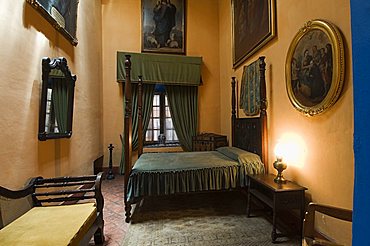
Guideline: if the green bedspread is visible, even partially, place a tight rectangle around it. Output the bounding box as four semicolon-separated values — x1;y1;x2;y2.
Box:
133;151;239;172
127;147;265;202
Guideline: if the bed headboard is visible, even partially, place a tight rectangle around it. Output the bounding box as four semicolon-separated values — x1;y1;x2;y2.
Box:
231;57;268;170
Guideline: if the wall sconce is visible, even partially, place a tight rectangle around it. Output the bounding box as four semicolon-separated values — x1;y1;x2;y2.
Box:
273;143;287;184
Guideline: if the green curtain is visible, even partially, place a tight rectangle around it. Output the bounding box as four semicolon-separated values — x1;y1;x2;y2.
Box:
51;78;68;133
166;85;198;151
120;83;155;174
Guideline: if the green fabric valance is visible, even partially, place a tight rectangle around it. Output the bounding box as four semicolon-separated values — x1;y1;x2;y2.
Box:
117;52;202;86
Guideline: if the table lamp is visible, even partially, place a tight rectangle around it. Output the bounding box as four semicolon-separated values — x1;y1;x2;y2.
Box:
273;142;287;184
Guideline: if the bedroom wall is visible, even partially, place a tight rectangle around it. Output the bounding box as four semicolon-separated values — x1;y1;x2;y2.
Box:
0;1;103;188
219;0;353;244
101;0;221;168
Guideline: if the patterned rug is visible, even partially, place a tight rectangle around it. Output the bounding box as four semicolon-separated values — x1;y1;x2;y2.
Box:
122;192;301;246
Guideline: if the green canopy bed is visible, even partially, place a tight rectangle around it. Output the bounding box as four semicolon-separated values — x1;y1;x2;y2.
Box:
120;54;268;222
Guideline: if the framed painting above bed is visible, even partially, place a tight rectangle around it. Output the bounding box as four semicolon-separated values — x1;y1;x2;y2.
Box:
26;0;79;46
141;0;186;54
232;0;276;68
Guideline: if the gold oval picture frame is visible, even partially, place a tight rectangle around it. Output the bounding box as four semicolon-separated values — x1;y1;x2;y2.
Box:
285;19;344;116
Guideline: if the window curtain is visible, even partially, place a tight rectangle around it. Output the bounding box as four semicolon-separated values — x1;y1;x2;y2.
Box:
51;78;68;133
166;85;198;151
120;83;155;174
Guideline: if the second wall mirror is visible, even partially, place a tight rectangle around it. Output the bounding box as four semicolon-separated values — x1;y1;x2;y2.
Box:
38;57;76;141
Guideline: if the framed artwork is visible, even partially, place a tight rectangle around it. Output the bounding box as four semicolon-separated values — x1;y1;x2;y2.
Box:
285;19;345;116
141;0;186;54
232;0;276;68
26;0;79;46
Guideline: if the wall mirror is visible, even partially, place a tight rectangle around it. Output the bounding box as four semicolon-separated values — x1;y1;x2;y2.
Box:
38;57;76;141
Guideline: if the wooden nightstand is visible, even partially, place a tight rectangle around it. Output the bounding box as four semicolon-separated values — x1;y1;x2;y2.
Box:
192;133;228;151
247;174;307;243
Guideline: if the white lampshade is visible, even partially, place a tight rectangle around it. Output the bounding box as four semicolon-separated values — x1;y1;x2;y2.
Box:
274;142;286;160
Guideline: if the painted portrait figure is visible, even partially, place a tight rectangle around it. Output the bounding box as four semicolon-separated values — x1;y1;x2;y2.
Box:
291;30;333;107
142;0;185;54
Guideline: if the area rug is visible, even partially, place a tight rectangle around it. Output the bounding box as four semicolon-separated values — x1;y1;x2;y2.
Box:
122;192;300;246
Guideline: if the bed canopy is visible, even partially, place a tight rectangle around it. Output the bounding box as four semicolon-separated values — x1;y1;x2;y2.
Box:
118;52;203;172
116;52;202;86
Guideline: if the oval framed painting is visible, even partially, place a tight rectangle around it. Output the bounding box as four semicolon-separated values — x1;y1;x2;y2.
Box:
285;19;345;116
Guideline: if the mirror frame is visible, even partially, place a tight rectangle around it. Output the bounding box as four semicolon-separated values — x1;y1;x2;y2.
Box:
38;57;76;141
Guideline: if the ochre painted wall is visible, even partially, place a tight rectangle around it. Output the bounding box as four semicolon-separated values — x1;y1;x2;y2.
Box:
219;0;353;244
102;0;221;167
0;0;354;243
0;1;103;188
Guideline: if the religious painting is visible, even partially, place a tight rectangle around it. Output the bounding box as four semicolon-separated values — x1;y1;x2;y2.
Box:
141;0;186;54
285;20;345;116
26;0;79;46
232;0;276;68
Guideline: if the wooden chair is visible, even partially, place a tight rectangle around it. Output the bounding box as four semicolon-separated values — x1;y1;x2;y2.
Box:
303;202;352;246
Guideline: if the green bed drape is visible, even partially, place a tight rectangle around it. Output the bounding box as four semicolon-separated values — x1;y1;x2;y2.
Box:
166;85;198;151
120;83;155;174
117;52;202;86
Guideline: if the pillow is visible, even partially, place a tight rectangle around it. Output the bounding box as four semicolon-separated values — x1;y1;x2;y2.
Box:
216;146;265;174
216;146;258;161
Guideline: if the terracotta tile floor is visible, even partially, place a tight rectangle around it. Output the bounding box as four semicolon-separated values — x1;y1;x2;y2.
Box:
91;175;128;245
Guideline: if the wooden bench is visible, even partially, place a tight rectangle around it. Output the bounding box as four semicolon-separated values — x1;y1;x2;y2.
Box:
0;172;105;245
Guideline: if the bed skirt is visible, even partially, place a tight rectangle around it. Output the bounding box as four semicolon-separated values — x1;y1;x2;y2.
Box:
127;164;260;202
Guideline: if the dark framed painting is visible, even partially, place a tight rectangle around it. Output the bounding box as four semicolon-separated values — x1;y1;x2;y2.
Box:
142;0;186;54
232;0;276;68
26;0;79;46
285;19;345;116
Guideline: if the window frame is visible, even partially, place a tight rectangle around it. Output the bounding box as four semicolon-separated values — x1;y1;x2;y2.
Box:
145;91;178;146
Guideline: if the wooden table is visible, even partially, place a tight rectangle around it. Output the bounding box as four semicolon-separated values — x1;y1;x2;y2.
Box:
247;174;307;243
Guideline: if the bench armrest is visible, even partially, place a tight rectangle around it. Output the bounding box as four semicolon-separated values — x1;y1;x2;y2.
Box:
0;177;39;200
303;202;352;246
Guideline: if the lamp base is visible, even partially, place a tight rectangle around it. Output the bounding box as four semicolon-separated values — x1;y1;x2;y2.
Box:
273;158;287;184
274;174;287;184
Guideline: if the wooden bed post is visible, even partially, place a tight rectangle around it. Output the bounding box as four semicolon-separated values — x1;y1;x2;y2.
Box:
258;56;268;171
138;76;143;157
124;55;133;222
231;77;236;147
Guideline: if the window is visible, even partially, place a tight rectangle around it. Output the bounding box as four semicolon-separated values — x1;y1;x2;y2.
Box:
145;86;178;145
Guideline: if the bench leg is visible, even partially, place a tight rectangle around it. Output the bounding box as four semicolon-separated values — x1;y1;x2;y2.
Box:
94;227;104;244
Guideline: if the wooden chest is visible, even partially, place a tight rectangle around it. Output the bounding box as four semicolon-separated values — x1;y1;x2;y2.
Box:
192;133;228;151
